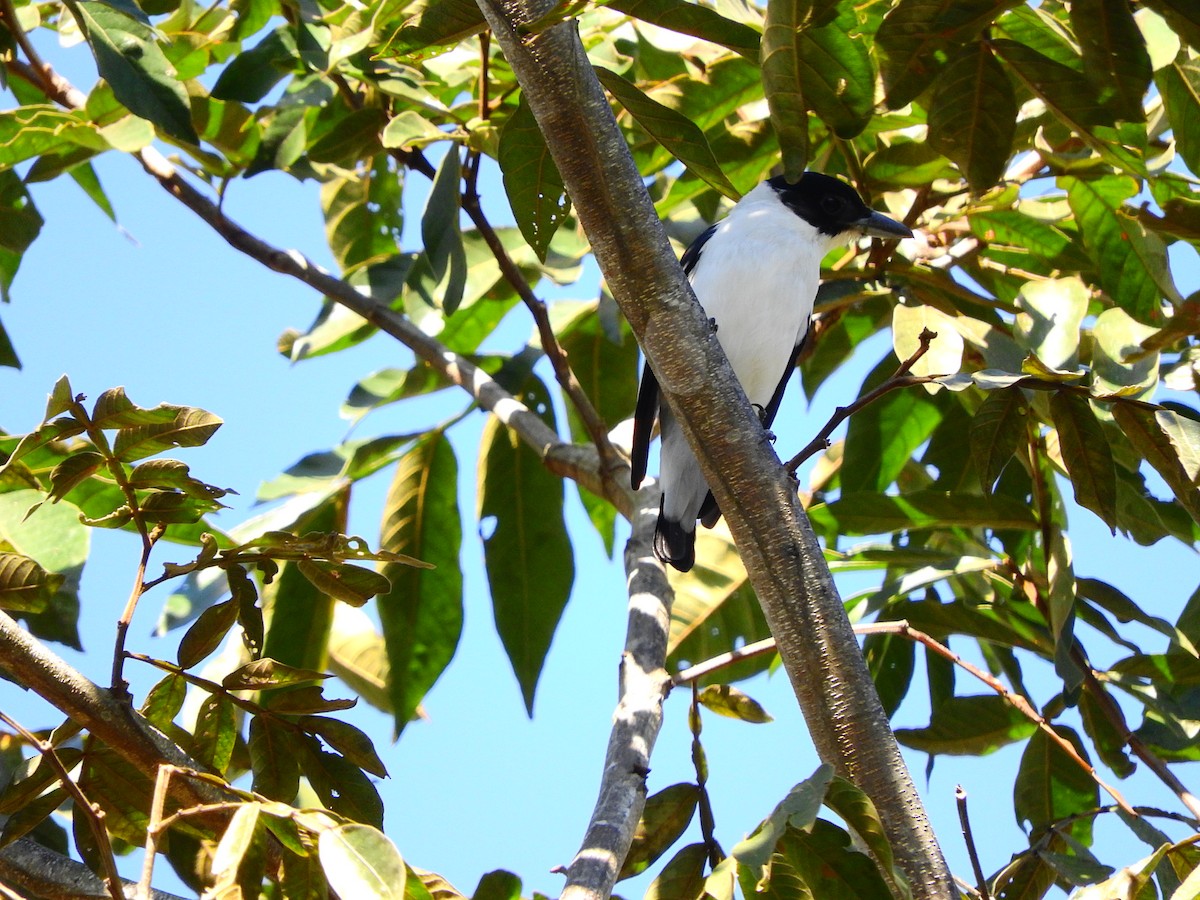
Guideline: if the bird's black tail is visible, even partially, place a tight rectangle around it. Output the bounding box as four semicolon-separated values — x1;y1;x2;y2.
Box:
654;500;695;572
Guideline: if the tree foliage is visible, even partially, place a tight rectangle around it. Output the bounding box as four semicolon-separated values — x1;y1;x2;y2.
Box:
0;0;1199;897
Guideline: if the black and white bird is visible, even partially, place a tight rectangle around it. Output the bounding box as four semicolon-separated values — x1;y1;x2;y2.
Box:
630;172;912;572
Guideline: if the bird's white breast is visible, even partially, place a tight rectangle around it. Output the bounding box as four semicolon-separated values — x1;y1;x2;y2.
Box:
687;187;832;406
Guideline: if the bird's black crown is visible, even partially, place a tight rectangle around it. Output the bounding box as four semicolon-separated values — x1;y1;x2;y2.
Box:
767;172;875;237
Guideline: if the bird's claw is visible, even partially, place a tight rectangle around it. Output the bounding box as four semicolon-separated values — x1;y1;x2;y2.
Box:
709;317;718;333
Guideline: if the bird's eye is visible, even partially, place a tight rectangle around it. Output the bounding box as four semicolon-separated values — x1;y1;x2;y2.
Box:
821;196;845;216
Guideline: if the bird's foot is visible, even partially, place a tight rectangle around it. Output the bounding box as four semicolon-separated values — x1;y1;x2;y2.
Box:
709;317;718;333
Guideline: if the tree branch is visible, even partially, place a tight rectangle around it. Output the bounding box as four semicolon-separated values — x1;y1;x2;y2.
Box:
0;610;225;813
0;838;188;900
472;3;954;895
559;486;673;900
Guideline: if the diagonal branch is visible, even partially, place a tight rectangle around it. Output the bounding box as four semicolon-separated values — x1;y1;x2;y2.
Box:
559;486;673;900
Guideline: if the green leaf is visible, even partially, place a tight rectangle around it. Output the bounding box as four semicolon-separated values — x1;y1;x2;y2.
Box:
794;4;874;141
696;684;773;723
212;803;262;889
319;824;405;900
759;0;810;178
970;387;1029;493
1049;392;1117;530
477;377;574;715
421;147;468;315
555;300;640;443
0;170;44;257
473;870;521;900
741;820;894;899
733;765;835;884
606;0;761;58
811;490;1039;535
863;629;914;718
595;67;738;200
140;673;186;729
177;597;239;668
299;715;388;778
1013;726;1099;843
222;657;330;691
111;406;223;462
1142;0;1200;52
0;552;59;613
841;356;944;493
296;559;392;607
378;0;486;57
822;777;906;898
619;783;700;880
1112;403;1200;525
895;694;1036;755
299;738;384;826
991;37;1114;132
645;843;709;900
1090;307;1159;399
193;694;238;775
69;0;199;143
1159;57;1200;183
377;432;463;735
0;106;107;169
1063;175;1176;325
1157;408;1200;486
891;303;964;381
498;96;570;263
249;716;301;801
1070;0;1152;122
876;0;1012;109
927;41;1016;191
1014;277;1088;372
381;110;449;151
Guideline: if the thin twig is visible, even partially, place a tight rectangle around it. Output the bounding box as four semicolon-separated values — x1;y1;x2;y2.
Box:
674;622;1137;816
785;328;940;472
1082;666;1200;822
689;684;724;868
955;786;990;900
0;712;124;900
138;764;175;900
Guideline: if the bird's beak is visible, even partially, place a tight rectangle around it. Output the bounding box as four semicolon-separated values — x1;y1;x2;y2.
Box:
854;211;913;240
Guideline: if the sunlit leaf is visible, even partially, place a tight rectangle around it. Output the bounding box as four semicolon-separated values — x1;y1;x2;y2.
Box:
319;823;405;900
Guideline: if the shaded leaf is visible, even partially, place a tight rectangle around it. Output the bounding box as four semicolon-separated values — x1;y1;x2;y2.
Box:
1070;0;1153;122
595;67;738;200
970;387;1029;493
69;0;198;143
421;147;468;315
249;715;301;802
498;96;570;262
895;694;1036;755
299;715;388;778
620;783;700;880
378;432;463;735
927;41;1017;191
177;597;238;668
1049;392;1117;530
222;657;330;691
645;843;709;900
1013;726;1099;842
477;377;574;714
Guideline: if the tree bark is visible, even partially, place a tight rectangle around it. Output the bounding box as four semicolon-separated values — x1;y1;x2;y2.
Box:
471;4;956;895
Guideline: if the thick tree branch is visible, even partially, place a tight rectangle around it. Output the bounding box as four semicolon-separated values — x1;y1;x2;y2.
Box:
560;486;673;900
0;838;188;900
471;4;953;895
0;610;224;813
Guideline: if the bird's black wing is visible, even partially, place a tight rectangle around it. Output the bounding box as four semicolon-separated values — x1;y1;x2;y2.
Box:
681;223;718;276
761;326;811;429
631;359;658;490
631;224;719;491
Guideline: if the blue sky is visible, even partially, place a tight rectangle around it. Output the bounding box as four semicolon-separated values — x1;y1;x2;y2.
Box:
2;43;1200;898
